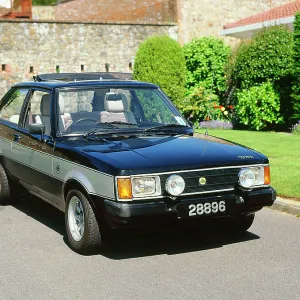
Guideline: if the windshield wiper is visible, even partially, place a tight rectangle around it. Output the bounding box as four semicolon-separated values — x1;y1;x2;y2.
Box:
83;122;139;138
144;124;188;132
102;121;138;126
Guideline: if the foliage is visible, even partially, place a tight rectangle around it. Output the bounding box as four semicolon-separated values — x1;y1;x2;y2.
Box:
176;86;235;125
233;26;294;89
232;26;294;129
32;0;57;5
176;86;218;122
235;82;283;130
133;36;186;104
291;13;300;121
184;37;231;96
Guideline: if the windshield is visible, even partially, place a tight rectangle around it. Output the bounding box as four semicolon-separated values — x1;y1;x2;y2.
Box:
56;87;188;136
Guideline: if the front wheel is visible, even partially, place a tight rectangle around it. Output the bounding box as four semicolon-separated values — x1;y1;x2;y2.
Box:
216;213;255;234
65;190;102;254
0;163;12;205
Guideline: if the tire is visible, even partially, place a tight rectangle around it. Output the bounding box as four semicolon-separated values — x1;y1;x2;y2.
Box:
216;213;255;234
0;163;11;205
65;189;102;254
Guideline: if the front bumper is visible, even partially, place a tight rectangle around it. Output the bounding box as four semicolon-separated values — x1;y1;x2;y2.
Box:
101;187;276;229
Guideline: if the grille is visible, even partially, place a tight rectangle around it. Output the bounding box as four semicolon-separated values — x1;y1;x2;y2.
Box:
160;167;241;195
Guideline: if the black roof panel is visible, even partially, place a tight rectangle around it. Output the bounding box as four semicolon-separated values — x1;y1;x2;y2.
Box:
34;72;133;82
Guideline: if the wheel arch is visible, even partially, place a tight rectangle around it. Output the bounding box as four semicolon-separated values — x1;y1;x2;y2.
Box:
63;179;91;202
63;178;108;230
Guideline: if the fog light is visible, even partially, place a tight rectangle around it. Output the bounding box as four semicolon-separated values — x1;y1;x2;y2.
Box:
165;175;185;196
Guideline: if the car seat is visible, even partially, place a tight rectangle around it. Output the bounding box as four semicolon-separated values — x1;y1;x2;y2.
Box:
100;92;136;124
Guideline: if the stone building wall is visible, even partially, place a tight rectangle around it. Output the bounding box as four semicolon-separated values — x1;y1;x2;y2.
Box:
0;19;177;99
177;0;294;44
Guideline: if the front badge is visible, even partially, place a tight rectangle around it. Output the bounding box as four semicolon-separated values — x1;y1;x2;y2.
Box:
199;177;207;186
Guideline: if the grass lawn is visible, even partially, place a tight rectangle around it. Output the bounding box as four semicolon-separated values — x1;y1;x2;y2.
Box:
195;129;300;199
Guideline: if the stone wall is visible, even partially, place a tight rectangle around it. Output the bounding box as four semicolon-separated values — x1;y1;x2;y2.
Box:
177;0;294;44
0;19;177;99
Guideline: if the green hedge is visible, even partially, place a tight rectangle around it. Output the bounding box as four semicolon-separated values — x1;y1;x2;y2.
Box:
233;26;294;129
235;82;283;130
291;13;300;122
233;26;293;89
32;0;57;5
133;36;186;104
183;37;230;97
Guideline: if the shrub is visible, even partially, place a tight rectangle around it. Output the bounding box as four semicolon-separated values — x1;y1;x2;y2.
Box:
233;26;294;128
177;85;235;124
184;37;231;97
176;86;220;122
235;82;283;130
291;13;300;122
133;36;186;104
233;26;294;89
32;0;57;5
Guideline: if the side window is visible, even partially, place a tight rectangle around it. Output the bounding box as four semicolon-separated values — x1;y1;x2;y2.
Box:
23;91;51;135
0;89;29;124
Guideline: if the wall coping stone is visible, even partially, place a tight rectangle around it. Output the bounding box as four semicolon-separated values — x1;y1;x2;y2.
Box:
0;18;177;27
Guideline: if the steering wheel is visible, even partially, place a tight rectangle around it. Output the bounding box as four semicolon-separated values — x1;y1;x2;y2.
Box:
65;118;98;134
74;118;98;124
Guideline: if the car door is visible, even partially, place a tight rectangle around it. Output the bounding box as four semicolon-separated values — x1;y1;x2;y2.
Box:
0;87;30;179
11;89;61;205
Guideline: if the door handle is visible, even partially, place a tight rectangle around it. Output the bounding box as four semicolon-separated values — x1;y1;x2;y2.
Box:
13;134;21;142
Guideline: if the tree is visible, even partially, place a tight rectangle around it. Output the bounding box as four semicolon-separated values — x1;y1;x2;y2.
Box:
233;26;294;128
183;37;231;97
133;36;186;104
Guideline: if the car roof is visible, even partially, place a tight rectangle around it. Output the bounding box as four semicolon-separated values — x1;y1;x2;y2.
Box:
12;72;158;90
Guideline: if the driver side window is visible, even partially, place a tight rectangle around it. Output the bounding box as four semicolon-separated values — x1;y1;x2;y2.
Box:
0;88;29;125
23;91;51;135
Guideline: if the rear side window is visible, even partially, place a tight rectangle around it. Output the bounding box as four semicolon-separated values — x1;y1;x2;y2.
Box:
0;89;29;125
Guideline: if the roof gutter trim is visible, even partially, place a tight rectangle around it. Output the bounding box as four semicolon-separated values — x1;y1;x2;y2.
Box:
220;15;295;36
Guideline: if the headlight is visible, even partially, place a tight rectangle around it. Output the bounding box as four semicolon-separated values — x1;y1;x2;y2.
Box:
132;176;161;198
165;174;185;196
117;176;161;200
239;166;270;188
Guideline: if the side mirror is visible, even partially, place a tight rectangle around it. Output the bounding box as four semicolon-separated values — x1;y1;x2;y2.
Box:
29;123;45;135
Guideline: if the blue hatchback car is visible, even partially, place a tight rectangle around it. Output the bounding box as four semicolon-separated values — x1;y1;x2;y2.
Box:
0;73;276;254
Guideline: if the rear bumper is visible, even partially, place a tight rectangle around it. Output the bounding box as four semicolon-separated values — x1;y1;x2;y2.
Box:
100;187;276;229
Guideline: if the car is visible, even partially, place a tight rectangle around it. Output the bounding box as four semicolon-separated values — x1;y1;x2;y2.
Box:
0;72;276;254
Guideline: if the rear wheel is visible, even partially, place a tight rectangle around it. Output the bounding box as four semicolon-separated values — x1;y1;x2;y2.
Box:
216;213;255;234
0;163;11;205
65;190;102;254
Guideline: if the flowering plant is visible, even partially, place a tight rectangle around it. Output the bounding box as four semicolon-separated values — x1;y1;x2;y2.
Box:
291;121;300;135
178;86;234;124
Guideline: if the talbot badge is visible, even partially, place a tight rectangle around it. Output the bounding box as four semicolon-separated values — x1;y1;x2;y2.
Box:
199;177;207;185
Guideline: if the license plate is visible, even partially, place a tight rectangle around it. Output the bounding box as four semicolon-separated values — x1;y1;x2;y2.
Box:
188;200;226;217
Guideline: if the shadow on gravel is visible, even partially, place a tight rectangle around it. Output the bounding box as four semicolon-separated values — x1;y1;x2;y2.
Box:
12;195;65;236
101;228;260;260
12;195;260;259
